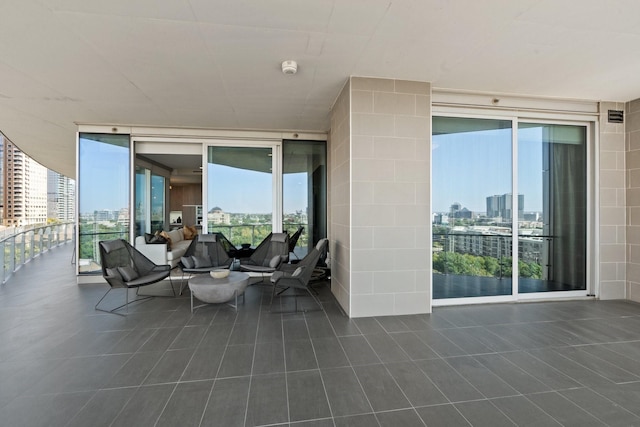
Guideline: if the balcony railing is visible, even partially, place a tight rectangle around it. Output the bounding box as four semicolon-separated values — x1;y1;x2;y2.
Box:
0;222;74;283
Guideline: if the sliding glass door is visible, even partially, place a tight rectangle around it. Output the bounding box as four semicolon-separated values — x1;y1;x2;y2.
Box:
206;146;274;248
432;116;588;301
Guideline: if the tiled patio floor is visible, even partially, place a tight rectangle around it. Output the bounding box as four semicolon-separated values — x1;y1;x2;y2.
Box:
2;244;640;426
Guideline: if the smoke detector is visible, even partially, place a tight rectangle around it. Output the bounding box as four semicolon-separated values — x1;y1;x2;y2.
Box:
281;60;297;75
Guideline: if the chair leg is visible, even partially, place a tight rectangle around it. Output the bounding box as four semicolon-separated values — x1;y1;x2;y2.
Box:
95;287;153;316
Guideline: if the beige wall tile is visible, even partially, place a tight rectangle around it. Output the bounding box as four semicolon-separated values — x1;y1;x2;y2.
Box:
374;137;416;160
352;90;373;113
352;135;374;159
352;158;395;182
351;271;373;295
373;182;416;204
600;281;626;299
352;204;395;227
352;113;395;136
352;226;374;250
600;207;626;225
351;294;395;317
395;80;430;95
374;92;416;116
395;115;429;138
600;170;625;188
395;160;429;183
394;292;431;314
416;95;431;117
373;227;418;249
351;77;395;92
373;271;416;293
352;181;374;205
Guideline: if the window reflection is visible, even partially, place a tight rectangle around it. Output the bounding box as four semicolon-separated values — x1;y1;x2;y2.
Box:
78;133;129;273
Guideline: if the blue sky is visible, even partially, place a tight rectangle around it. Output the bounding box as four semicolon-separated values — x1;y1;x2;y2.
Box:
432;127;544;213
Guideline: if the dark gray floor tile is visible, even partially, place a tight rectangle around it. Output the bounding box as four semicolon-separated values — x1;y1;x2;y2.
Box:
415;404;471;427
375;316;411;333
312;336;350;368
285;339;318;372
156;380;213;426
445;356;518;399
228;321;258;346
256;318;284;343
246;373;289;426
0;358;66;407
399;314;432;331
390;331;439;360
385;361;448;407
321;367;372;417
111;383;176;426
327;314;362;337
339;335;380;365
527;348;615;387
553;346;640;384
67;388;136;427
107;327;156;353
353;318;385;334
181;345;225;381
306;317;336;339
199;322;235;348
375;408;425;426
253;340;286;375
0;391;93;427
143;348;193;384
500;350;581;390
454;400;516;427
201;376;250;427
590;382;640;417
491;395;562;427
218;344;255;378
354;364;411;411
580;343;640;376
365;333;410;363
169;324;207;349
438;328;495;355
28;353;130;394
288;370;332;422
474;353;550;394
414;358;484;403
284;319;311;341
413;329;467;357
106;351;164;387
139;327;182;352
560;387;640;426
334;413;380;427
526;392;606;426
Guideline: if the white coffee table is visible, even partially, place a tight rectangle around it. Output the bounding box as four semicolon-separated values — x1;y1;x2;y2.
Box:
188;271;250;312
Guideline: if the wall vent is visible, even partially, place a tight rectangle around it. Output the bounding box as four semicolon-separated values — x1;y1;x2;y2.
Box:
608;110;624;123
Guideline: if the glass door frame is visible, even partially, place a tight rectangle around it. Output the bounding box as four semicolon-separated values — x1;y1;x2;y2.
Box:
431;108;597;306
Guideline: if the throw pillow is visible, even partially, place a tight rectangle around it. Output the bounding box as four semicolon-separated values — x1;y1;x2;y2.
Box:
159;231;172;250
105;267;122;279
292;266;304;277
181;256;195;269
145;233;168;244
118;266;139;282
183;225;197;240
192;255;213;268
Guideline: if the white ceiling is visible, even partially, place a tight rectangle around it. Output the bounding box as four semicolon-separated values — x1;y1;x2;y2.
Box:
3;0;640;179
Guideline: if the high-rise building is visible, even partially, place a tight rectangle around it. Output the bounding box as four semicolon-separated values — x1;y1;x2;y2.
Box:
47;170;75;221
486;193;525;220
2;136;48;226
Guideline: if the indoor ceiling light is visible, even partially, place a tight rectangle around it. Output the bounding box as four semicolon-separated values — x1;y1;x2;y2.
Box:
281;60;297;75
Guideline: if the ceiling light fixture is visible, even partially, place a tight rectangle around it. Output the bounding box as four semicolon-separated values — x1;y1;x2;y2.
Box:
281;60;297;75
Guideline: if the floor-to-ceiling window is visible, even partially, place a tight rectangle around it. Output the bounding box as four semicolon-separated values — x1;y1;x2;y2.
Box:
282;139;327;258
432;116;589;302
77;133;130;273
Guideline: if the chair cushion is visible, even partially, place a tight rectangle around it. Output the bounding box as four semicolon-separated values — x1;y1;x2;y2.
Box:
192;255;212;268
118;266;139;281
106;267;122;279
268;255;281;268
181;256;195;269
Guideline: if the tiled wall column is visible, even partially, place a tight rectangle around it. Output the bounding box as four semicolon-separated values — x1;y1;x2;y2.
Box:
626;99;640;302
329;81;352;314
330;77;431;317
599;102;627;299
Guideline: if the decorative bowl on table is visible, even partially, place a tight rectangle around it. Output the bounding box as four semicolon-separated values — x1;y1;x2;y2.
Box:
210;269;230;279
